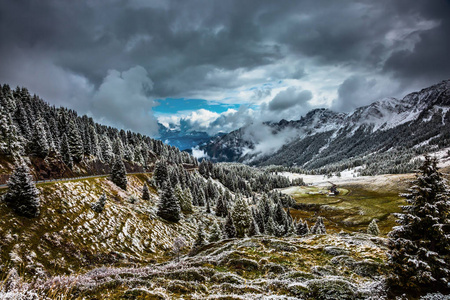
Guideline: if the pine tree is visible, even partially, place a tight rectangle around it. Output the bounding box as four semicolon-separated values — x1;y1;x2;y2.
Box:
209;221;222;242
100;134;113;163
248;215;260;236
231;195;252;237
388;156;450;291
215;195;228;217
60;133;73;168
111;158;127;190
0;109;23;156
193;224;207;249
4;162;40;218
310;216;327;234
154;159;169;188
30;118;49;158
91;193;107;213
157;183;181;222
367;219;380;236
223;213;236;239
265;216;276;236
142;183;150;200
296;219;309;236
68;120;83;162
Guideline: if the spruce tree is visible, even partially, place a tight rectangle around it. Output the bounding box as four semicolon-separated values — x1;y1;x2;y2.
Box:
388;156;450;291
111;158;127;190
30;119;49;158
223;213;236;239
209;221;222;242
91;193;107;213
60;133;73;168
215;195;228;217
231;195;252;237
157;183;181;222
193;224;207;249
68;120;83;162
310;216;326;234
154;159;169;188
4;162;40;218
265;216;276;236
142;183;150;200
367;219;380;236
248;215;260;236
296;219;309;236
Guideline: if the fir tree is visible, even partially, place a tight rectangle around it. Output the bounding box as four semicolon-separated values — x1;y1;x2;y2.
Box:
142;183;150;200
30;118;49;158
60;133;73;168
0;109;23;156
157;183;181;222
310;216;327;234
215;195;228;217
154;159;169;188
265;216;276;236
111;158;127;190
68;120;83;162
296;219;309;236
223;213;236;239
4;162;40;218
231;195;252;237
209;221;222;242
248;215;260;236
91;193;107;213
388;156;450;291
193;224;207;249
367;219;380;236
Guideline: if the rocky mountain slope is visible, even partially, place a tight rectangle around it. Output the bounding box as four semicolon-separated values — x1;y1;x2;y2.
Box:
201;80;450;173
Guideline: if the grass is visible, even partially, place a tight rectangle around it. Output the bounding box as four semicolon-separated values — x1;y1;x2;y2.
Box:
287;184;405;234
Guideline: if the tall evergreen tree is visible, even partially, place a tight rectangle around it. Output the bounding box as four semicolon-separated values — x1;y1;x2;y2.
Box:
157;183;181;222
60;133;73;168
4;162;40;218
231;195;252;237
310;216;327;234
388;156;450;291
209;220;222;242
68;120;83;162
154;159;169;188
111;158;127;190
367;219;380;236
142;183;150;200
215;195;228;217
30;118;49;158
223;213;236;239
193;224;207;249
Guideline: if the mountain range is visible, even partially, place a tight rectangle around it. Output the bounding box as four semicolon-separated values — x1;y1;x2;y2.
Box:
198;79;450;172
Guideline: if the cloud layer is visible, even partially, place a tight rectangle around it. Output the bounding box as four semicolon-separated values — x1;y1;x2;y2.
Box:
0;0;449;136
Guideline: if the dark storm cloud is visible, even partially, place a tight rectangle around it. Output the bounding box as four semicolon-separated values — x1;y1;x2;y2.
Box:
0;0;449;135
268;88;312;112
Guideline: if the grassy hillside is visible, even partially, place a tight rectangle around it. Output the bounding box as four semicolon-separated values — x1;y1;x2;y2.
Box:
0;174;214;279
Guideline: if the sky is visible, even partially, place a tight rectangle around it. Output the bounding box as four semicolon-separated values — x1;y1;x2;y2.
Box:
1;0;449;137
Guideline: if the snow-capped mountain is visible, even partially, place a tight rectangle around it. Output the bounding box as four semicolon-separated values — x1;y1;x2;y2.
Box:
201;79;450;169
158;123;221;151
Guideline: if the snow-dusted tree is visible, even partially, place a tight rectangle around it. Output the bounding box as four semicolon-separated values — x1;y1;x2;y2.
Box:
0;109;23;156
30;118;49;158
154;159;169;188
252;207;265;234
248;215;260;236
60;133;73;168
367;219;380;236
388;156;450;291
265;216;276;236
177;186;193;213
142;183;150;200
215;195;228;217
112;137;124;159
296;219;309;236
231;195;252;237
111;158;127;190
4;162;40;218
157;183;181;222
223;213;236;239
310;216;327;234
68;120;83;162
91;193;107;213
100;134;113;163
173;236;186;262
209;220;221;242
192;224;207;250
